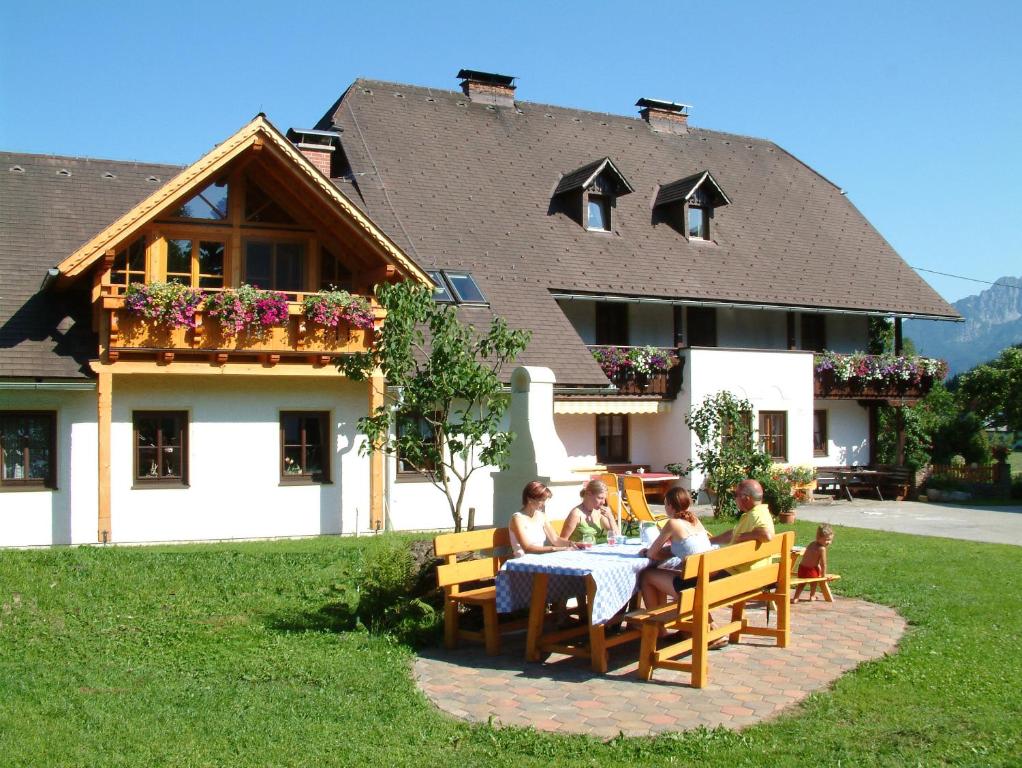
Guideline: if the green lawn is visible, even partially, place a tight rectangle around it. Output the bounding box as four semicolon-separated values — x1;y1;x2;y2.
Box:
2;525;1020;767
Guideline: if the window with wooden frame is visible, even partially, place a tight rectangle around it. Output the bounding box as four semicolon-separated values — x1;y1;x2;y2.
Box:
722;410;753;449
801;313;827;352
1;412;56;489
396;414;438;478
758;411;788;461
596;414;629;464
244;240;305;293
813;409;828;457
166;238;225;288
280;412;329;483
133;411;188;486
319;247;353;291
111;237;146;288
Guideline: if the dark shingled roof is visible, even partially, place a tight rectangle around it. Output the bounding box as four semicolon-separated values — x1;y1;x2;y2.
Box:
0;152;183;379
319;78;959;386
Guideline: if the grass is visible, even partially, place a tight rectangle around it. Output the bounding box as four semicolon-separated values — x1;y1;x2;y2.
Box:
1;525;1021;767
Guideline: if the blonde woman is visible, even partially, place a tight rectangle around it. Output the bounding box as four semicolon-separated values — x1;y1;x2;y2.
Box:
509;481;587;557
560;479;620;544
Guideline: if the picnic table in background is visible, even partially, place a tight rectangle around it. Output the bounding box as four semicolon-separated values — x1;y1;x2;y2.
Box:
496;543;653;673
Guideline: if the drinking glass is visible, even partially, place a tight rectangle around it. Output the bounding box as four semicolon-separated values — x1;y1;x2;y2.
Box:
582;533;596;547
606;532;618;547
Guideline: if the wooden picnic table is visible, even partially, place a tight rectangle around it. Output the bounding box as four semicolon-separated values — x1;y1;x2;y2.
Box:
495;543;653;673
833;469;885;501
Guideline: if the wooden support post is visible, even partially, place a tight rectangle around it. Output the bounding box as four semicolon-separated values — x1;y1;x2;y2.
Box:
896;407;906;467
894;316;903;355
368;373;385;531
786;312;797;350
97;371;112;544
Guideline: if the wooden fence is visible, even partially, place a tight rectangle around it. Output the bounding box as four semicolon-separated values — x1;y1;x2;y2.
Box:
929;464;995;483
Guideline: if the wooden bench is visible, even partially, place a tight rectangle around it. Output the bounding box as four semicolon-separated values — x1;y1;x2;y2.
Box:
434;528;521;655
632;531;794;688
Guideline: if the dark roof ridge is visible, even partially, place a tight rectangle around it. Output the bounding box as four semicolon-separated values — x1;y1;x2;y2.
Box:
348;77;780;148
1;150;184;170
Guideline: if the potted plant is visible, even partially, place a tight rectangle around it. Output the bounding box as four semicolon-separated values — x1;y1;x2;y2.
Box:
124;281;203;329
302;289;375;330
204;284;290;338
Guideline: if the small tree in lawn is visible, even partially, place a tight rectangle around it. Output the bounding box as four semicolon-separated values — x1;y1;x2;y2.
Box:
337;281;531;532
684;391;772;519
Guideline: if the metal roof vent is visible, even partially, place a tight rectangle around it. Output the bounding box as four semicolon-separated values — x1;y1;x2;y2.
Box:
57;168;72;177
9;165;25;173
457;69;517;108
636;98;691;135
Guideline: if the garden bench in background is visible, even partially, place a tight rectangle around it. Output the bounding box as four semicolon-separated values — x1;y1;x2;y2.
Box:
434;528;522;655
632;531;794;688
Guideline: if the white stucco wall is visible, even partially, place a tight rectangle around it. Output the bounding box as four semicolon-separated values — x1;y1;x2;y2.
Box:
108;375;369;544
684;347;815;490
814;400;869;466
555;413;597;468
1;389;98;547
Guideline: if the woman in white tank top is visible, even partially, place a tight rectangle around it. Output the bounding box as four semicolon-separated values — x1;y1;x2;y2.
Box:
509;481;587;557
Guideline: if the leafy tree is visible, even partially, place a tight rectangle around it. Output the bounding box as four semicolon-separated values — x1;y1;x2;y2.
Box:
678;391;772;519
956;344;1022;433
337;281;531;532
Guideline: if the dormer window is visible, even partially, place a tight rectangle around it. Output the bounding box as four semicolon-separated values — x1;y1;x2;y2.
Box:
553;157;633;233
688;205;708;239
653;170;731;241
587;194;611;231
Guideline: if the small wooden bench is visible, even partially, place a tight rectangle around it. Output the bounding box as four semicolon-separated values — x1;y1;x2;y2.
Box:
872;464;914;501
632;531;794;688
434;528;521;655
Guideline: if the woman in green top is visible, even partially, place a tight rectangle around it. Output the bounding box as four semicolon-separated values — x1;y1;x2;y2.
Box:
560;479;620;544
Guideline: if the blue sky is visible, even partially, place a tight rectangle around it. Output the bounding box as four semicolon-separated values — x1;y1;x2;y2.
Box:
2;0;1019;304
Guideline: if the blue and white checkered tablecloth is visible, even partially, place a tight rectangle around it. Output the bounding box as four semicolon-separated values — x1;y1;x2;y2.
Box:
495;544;653;625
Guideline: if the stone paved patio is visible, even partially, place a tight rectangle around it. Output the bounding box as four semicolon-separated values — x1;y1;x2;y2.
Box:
414;597;906;737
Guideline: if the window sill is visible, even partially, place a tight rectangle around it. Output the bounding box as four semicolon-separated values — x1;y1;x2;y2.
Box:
280;477;332;486
131;482;189;490
395;473;435;483
0;484;57;492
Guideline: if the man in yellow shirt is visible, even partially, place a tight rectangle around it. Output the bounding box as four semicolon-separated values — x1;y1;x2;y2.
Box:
709;478;775;572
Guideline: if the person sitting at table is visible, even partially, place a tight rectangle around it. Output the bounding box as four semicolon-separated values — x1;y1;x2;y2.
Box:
709;478;775;555
637;487;714;606
509;480;588;557
559;479;620;545
637;486;725;647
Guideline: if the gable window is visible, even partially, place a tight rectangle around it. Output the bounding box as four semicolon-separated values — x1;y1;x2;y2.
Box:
586;194;610;231
687;205;708;239
758;411;788;461
1;412;56;489
596;414;629;464
280;412;329;483
244;240;305;292
813;410;828;457
111;237;146;288
166;239;225;288
396;414;438;477
133;411;188;486
175;181;228;220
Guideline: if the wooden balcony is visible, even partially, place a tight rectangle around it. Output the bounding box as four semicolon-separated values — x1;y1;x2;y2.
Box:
814;369;937;402
587;345;684;399
101;290;378;366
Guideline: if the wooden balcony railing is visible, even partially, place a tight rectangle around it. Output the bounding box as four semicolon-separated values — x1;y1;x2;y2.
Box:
813;353;946;402
101;287;380;366
587;345;684;398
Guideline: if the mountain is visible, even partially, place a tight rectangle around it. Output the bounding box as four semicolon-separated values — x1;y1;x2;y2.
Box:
904;276;1022;375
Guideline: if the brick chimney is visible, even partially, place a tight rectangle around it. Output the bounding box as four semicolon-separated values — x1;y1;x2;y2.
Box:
636;98;691;135
285;128;340;177
457;69;517;108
